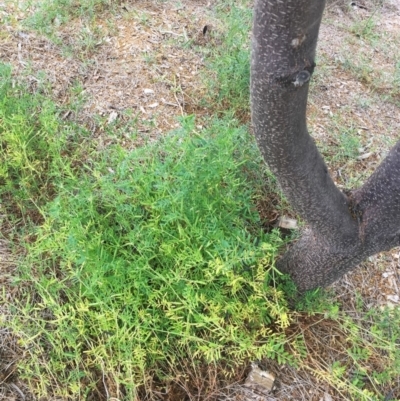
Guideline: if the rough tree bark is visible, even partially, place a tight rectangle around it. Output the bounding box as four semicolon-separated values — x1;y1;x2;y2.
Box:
251;0;400;293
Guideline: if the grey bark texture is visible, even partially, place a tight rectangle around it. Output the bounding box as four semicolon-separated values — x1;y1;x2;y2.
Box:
251;0;400;293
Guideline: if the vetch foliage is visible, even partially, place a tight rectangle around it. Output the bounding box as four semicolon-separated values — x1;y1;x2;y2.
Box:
202;3;252;119
4;86;292;397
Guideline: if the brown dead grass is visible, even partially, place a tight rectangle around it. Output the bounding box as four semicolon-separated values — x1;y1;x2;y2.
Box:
0;0;400;400
0;239;33;401
0;0;211;145
309;2;400;188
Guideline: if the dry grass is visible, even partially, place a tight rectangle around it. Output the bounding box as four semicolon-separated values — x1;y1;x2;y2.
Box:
0;0;211;143
310;1;400;188
0;238;33;401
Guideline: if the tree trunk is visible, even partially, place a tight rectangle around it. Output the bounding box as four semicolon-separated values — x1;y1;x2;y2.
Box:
251;0;400;293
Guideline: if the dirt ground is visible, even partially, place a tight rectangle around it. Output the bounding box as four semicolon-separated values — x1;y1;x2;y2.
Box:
0;0;399;400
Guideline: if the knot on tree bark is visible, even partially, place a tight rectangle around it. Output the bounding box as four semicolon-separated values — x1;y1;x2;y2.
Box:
293;70;311;87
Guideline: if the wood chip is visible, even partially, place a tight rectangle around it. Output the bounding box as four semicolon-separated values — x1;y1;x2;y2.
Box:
387;294;399;303
357;152;373;160
244;363;276;394
107;111;118;124
278;216;298;229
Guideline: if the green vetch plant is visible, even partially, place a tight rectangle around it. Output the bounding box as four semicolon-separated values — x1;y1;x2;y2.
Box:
5;0;399;399
24;0;113;33
200;2;253;120
5;108;295;398
0;63;75;224
19;0;114;57
349;12;381;44
292;293;400;401
328;306;400;401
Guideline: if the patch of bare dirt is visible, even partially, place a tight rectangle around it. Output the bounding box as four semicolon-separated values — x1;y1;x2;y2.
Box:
309;3;400;187
0;0;211;146
77;1;210;145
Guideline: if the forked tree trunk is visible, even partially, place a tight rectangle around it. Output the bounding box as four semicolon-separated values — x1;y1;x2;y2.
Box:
251;0;400;293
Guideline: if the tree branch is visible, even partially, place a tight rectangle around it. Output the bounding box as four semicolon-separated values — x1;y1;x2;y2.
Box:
251;0;400;292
